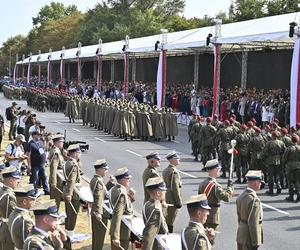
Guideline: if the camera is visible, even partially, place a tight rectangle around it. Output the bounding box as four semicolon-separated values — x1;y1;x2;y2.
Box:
39;125;46;129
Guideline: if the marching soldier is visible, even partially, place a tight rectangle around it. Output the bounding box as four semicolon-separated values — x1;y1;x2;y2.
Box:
64;144;82;238
49;134;66;209
281;134;300;202
190;116;202;161
143;152;161;203
181;194;215;250
90;159;114;250
261;131;286;195
23;199;70;250
142;177;168;250
236;171;264;250
198;159;234;237
162;151;182;233
0;166;21;250
110;167;135;250
8;184;38;250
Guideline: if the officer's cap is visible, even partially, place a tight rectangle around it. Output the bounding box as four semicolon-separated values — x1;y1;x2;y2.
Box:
145;177;167;191
245;170;263;181
203;159;221;171
114;167;132;180
32;200;61;218
12;101;17;106
0;166;22;179
52;134;64;142
67;144;81;152
93;159;109;169
184;194;211;210
166;151;180;161
14;184;38;199
145;152;161;161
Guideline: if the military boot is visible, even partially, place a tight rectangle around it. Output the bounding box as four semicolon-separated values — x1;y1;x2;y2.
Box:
167;225;173;233
285;195;294;202
296;193;300;203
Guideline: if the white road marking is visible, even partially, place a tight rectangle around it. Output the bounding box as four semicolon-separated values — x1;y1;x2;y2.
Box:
173;140;180;144
261;203;290;216
55;121;62;124
41;115;47;118
178;170;197;178
94;137;106;143
72;128;80;132
125;150;142;157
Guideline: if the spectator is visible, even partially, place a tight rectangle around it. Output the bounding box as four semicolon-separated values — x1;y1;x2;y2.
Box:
17;109;26;135
28;120;42;142
0;113;4;150
5;134;27;171
26;131;49;194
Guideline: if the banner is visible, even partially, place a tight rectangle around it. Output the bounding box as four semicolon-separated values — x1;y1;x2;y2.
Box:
156;49;166;108
212;44;220;115
13;64;17;84
60;58;65;84
38;64;41;83
27;63;31;84
290;36;300;128
47;60;51;83
97;55;102;90
123;52;129;99
77;57;81;84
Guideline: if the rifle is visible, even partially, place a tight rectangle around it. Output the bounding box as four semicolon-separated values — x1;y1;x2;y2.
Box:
63;129;89;152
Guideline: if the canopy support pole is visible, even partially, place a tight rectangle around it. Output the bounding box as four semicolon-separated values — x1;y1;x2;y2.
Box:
194;54;199;89
93;61;97;79
241;49;248;91
111;60;115;82
132;57;136;82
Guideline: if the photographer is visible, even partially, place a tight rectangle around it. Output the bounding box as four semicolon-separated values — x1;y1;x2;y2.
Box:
6;102;20;140
17;109;26;135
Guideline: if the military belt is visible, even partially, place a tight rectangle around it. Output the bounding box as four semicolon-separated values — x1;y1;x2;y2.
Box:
240;219;262;224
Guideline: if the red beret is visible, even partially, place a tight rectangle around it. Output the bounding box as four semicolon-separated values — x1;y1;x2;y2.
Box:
272;131;280;137
231;114;236;119
281;128;288;135
292;134;299;143
207;117;212;123
247;121;253;127
229;117;234;124
251;118;256;124
224;120;230;126
241;124;247;130
273;118;279;124
265;124;271;130
255;127;261;133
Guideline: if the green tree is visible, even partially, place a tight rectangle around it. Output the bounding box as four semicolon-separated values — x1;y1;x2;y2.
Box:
32;1;79;26
233;0;267;21
267;0;300;15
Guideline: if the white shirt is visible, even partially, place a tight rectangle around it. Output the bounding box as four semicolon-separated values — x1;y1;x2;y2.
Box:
34;227;49;237
17;115;26;128
28;125;39;142
5;143;24;170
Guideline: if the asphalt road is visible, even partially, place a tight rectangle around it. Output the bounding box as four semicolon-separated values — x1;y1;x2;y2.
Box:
1;94;299;250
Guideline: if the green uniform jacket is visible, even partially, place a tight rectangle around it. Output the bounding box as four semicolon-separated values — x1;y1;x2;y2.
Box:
200;125;217;148
0;185;16;244
247;135;265;161
143;167;160;203
236;188;263;247
181;221;212;250
162;165;182;207
8;207;34;250
49;146;64;186
282;144;300;171
23;227;63;250
109;184;134;241
198;177;233;225
261;139;286;166
142;199;168;250
64;158;81;200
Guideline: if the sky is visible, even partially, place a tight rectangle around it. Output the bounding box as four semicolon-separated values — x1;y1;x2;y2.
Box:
0;0;231;46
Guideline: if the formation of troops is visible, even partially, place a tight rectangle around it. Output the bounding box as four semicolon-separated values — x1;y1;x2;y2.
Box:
189;113;300;202
0;85;295;249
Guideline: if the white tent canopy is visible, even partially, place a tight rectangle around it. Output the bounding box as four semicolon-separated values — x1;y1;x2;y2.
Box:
17;11;300;64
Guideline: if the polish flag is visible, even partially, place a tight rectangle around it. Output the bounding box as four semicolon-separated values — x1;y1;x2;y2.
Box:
97;55;102;91
60;58;64;84
27;63;31;84
77;57;81;84
156;49;166;108
290;36;300;128
213;44;220;115
47;60;51;83
13;64;17;84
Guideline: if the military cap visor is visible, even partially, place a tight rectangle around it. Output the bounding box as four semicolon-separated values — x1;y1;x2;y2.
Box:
145;177;167;191
67;144;81;152
166;151;180;160
33;200;61;218
184;194;211;210
94;159;109;169
203;159;221;170
1;166;22;179
245;170;263;181
52;134;64;142
14;185;38;199
146;152;161;160
114;167;132;179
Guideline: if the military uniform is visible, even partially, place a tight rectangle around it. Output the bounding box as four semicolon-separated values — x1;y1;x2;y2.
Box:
8;102;18;140
49;141;65;209
190;120;202;161
90;159;114;250
198;160;233;231
247;131;265;172
109;168;134;250
235;128;250;183
181;194;213;250
142;177;168;250
236;171;263;250
200;121;217;166
162;152;182;233
63;146;81;232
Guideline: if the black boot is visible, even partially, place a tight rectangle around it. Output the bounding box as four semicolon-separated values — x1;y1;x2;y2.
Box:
296;194;300;203
168;136;171;141
235;179;241;184
167;225;173;233
276;188;282;195
194;156;199;162
285;195;294;202
266;189;274;196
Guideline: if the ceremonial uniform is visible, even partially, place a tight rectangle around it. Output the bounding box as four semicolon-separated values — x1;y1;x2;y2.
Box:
236;171;263;250
90;159;114;250
64;145;81;232
142;177;168;250
200;120;217;166
162;152;182;232
109;168;134;250
198;160;233;230
181;194;213;250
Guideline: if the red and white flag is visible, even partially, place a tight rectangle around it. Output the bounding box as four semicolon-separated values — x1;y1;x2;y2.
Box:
123;52;129;99
13;64;17;84
47;60;51;83
60;58;65;84
97;55;102;91
27;63;31;84
77;57;81;84
156;49;166;108
212;44;220;115
290;36;300;127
